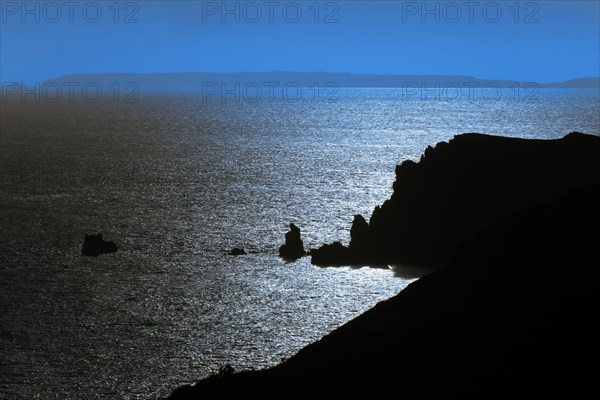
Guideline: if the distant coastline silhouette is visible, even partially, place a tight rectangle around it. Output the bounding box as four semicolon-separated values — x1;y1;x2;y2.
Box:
37;72;600;94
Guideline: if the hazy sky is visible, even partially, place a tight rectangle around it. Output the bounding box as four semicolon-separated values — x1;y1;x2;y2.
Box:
1;0;599;83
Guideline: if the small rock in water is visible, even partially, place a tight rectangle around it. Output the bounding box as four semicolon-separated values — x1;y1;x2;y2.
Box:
229;248;246;256
81;233;118;257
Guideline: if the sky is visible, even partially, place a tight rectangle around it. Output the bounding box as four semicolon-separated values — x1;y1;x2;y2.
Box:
1;0;599;83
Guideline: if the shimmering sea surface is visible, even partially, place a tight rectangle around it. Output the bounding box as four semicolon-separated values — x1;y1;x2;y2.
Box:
1;88;599;399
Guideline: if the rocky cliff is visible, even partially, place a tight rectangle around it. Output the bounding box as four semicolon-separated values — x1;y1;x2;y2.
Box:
312;132;600;267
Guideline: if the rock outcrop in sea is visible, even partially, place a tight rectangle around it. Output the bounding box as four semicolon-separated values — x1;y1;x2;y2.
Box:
311;132;600;267
229;248;246;256
81;233;118;256
278;223;306;260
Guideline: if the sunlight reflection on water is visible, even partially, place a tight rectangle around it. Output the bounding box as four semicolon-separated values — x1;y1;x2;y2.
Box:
1;88;598;399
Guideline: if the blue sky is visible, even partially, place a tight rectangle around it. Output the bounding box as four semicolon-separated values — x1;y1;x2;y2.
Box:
1;1;599;83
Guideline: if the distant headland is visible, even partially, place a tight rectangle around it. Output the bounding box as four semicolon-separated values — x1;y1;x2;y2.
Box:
35;72;600;91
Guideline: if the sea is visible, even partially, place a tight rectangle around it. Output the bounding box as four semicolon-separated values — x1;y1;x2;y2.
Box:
1;87;599;399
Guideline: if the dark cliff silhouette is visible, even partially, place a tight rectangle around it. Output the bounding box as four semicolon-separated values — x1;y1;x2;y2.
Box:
167;182;600;399
81;233;117;256
312;132;600;267
278;223;306;260
165;131;600;399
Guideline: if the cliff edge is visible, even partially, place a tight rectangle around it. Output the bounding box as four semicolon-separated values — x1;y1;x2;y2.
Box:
312;132;600;267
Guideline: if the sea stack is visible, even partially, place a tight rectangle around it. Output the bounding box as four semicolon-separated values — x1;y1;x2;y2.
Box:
278;223;306;260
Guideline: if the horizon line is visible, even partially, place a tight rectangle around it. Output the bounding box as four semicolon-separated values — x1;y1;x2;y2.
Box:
28;71;600;86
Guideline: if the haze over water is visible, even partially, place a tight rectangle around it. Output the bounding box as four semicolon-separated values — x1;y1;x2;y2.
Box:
1;88;599;399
